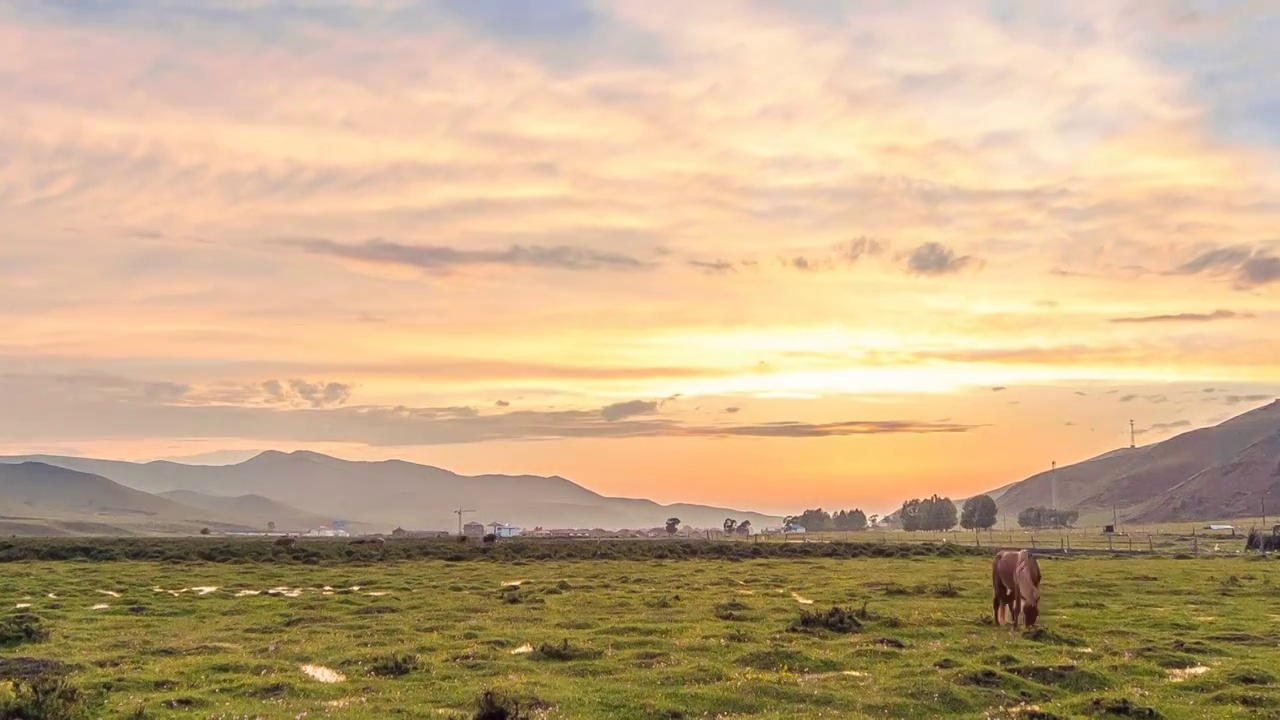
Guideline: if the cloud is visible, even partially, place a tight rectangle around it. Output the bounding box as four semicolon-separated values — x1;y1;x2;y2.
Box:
687;259;737;274
837;237;885;264
1108;309;1254;324
903;242;979;276
1220;394;1273;406
1146;420;1191;433
600;399;659;421
495;399;511;407
1120;393;1168;403
990;386;1007;392
283;238;655;274
263;379;353;409
0;372;984;446
723;406;740;414
1173;244;1280;288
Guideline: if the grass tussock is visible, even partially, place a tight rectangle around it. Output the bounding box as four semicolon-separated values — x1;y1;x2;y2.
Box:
789;606;863;634
369;653;420;678
0;614;49;648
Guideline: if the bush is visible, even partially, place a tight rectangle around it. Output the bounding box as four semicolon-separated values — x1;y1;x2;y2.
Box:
530;639;599;662
473;690;533;720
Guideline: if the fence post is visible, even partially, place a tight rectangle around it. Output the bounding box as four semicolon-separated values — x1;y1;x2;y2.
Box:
1031;537;1036;549
1060;538;1065;553
1128;536;1133;552
1149;537;1154;553
1108;535;1113;551
1193;534;1198;555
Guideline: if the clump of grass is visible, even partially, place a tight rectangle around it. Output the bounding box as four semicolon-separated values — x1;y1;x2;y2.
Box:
369;653;420;678
1024;626;1085;647
1007;664;1111;691
0;614;49;648
1227;668;1275;686
789;606;862;634
738;647;838;673
713;600;750;621
0;677;93;720
530;640;599;662
1083;697;1163;718
932;582;963;598
648;595;679;609
473;690;530;720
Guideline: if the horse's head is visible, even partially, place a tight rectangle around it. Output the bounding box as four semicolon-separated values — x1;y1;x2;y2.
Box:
1023;588;1040;626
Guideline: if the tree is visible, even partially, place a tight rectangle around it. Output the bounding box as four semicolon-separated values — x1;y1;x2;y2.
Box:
1018;506;1079;529
868;514;880;528
267;521;276;532
723;518;738;535
960;495;999;531
925;495;958;531
794;509;833;532
199;527;211;536
736;520;752;535
900;499;924;531
847;509;868;531
665;517;681;536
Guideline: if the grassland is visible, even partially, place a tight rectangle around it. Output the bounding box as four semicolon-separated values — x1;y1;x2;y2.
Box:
1;541;1277;719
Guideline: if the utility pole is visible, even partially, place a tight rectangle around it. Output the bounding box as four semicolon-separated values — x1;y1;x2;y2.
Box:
454;507;474;536
1129;420;1136;449
1051;461;1058;510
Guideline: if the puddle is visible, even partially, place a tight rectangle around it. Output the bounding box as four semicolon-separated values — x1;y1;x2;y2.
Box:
46;594;57;599
97;590;121;598
91;604;109;610
234;590;261;597
192;587;219;596
14;604;30;609
791;592;814;605
365;591;391;597
511;644;534;655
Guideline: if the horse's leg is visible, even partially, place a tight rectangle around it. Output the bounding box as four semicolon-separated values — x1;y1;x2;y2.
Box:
1011;596;1021;631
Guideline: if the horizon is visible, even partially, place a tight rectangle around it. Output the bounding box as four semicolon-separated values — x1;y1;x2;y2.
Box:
3;1;1280;514
6;393;1276;519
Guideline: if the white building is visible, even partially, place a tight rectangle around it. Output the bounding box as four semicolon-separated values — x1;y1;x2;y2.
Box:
488;523;523;538
305;526;350;537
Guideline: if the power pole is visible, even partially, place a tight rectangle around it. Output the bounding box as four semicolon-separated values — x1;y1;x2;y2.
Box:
1129;420;1136;449
454;507;474;536
1051;461;1058;510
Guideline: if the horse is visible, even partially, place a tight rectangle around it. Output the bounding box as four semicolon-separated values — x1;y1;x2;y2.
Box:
992;549;1041;629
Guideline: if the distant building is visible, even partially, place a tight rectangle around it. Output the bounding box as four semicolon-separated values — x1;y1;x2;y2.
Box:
391;527;451;538
305;526;350;537
463;521;486;539
487;523;522;538
784;524;807;534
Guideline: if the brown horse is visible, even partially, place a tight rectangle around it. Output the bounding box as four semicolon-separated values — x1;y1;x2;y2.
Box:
992;549;1041;629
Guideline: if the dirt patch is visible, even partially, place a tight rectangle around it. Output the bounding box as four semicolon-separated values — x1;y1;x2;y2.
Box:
300;664;345;683
90;603;109;610
789;606;862;635
875;637;906;649
791;592;814;605
192;586;219;595
1023;626;1085;647
234;590;260;597
510;644;534;655
96;590;120;598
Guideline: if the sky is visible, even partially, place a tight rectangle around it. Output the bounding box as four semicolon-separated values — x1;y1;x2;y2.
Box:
2;0;1279;515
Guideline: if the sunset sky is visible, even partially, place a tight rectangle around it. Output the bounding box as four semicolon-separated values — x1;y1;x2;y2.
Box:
2;0;1279;514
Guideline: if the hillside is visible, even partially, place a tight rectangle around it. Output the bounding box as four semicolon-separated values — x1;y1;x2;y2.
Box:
987;399;1280;523
0;462;258;535
0;451;782;531
157;490;341;532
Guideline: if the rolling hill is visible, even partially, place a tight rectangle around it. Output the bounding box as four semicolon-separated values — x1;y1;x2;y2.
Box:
984;398;1280;524
0;451;782;531
157;490;340;532
0;462;260;535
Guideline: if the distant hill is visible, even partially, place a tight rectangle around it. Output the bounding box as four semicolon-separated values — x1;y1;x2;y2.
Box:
157;490;339;532
0;451;782;532
0;462;259;535
984;399;1280;524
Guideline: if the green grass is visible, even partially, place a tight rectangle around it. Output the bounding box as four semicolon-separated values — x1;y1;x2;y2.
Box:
0;546;1277;718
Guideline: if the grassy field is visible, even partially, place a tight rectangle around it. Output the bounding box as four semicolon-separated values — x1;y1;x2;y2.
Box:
1;544;1278;719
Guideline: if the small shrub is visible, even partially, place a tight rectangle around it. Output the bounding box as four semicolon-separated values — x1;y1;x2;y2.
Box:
483;534;497;544
932;582;963;598
0;614;49;647
1084;697;1163;718
713;601;750;622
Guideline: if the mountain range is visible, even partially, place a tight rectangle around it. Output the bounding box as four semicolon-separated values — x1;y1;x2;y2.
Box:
978;398;1280;524
0;451;781;535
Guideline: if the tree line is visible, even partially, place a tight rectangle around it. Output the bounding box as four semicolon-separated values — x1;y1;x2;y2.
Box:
1016;506;1079;529
899;494;999;532
782;508;871;532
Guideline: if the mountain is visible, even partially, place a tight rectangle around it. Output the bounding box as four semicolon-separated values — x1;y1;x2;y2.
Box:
156;490;338;531
986;399;1280;524
0;451;782;531
0;462;259;535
